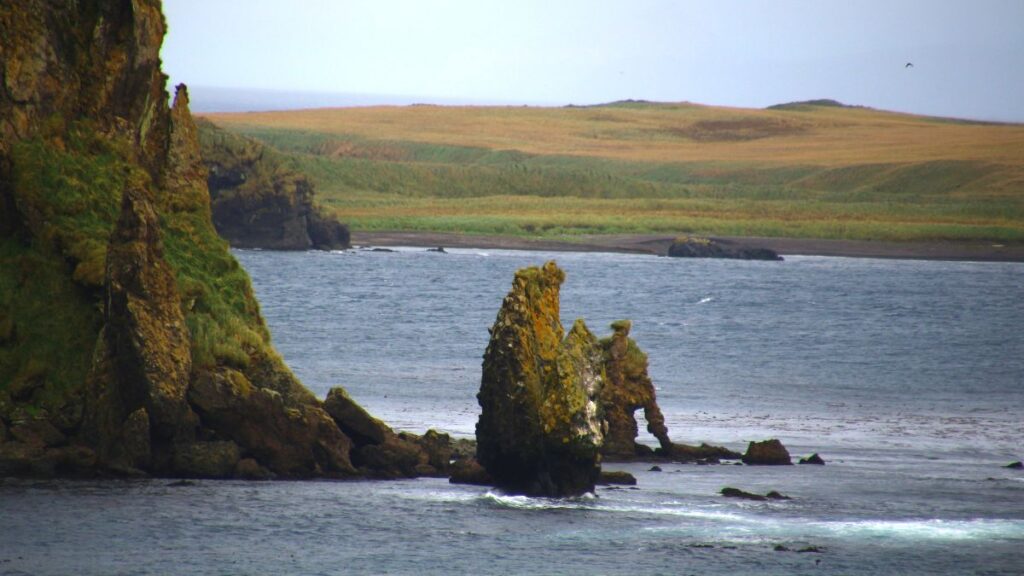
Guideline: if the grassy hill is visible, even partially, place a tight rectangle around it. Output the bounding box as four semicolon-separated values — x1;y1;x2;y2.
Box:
201;100;1024;243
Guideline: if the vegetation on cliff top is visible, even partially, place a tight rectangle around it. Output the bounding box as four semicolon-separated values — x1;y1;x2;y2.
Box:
196;119;349;250
0;116;283;425
0;0;340;477
202;102;1024;243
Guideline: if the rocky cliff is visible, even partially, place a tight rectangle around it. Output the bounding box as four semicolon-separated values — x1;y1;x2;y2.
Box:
600;320;672;457
197;119;349;250
0;0;417;479
598;320;740;462
476;262;605;496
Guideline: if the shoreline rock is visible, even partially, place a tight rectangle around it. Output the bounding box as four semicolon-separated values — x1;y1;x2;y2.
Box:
721;487;792;501
667;236;783;261
799;453;826;465
197;120;350;251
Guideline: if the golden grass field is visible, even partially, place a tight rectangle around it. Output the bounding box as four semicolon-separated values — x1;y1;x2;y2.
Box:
203;100;1024;243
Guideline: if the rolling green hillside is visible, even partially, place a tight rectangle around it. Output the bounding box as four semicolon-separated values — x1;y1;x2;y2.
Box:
203;101;1024;243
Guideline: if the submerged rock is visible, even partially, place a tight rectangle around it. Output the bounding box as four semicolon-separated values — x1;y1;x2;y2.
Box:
475;261;605;497
721;487;767;501
742;439;793;465
721;487;791;501
1005;461;1023;469
799;453;826;465
667;236;783;261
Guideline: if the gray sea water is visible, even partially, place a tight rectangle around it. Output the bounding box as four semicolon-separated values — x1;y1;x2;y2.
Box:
3;248;1023;575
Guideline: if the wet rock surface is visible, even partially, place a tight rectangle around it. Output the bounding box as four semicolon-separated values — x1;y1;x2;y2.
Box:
475;261;605;496
800;453;826;465
197;120;349;250
742;439;793;465
667;236;783;261
599;320;672;457
0;1;412;481
721;487;792;501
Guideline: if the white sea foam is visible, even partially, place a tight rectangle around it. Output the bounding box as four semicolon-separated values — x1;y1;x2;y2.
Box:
814;518;1024;541
698;296;714;304
479;492;749;523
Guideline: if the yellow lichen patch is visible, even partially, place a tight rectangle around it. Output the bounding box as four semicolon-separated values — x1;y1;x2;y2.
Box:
477;261;605;495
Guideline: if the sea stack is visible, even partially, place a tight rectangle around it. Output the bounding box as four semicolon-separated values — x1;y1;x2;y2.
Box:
599;320;673;457
475;261;605;497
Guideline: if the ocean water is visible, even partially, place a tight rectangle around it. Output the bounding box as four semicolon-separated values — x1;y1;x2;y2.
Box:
3;248;1023;575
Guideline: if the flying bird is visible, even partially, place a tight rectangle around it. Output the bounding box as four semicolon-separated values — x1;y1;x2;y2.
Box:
905;62;914;68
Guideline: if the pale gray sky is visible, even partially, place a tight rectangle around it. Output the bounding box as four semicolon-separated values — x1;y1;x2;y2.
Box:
162;0;1024;121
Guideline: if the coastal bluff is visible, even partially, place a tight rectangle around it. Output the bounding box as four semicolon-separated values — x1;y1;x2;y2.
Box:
0;0;422;479
197;119;349;251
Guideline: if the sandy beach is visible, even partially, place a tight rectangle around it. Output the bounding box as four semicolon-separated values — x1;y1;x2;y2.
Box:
352;231;1024;262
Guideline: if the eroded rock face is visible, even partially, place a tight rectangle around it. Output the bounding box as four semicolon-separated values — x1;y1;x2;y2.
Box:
89;184;199;469
0;0;407;481
187;370;355;478
600;320;672;457
476;261;605;496
197;120;350;250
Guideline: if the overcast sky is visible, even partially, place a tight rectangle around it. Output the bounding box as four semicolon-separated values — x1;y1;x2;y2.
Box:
162;0;1024;121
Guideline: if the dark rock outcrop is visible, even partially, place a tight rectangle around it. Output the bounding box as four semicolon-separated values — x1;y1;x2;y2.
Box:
742;439;793;465
598;470;638;486
721;487;767;501
799;453;826;465
197;120;349;250
667;236;783;261
1006;461;1023;469
476;262;605;497
449;457;493;486
721;487;791;501
323;387;450;479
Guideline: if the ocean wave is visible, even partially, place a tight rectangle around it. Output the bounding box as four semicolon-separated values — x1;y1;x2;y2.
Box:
479;491;748;523
814;518;1024;541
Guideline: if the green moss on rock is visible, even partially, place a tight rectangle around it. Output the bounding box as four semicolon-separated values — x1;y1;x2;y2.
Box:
0;1;400;480
197;119;350;250
476;261;605;496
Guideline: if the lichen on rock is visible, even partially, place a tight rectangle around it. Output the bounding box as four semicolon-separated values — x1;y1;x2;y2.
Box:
599;320;672;457
0;0;410;480
196;119;350;250
476;261;605;496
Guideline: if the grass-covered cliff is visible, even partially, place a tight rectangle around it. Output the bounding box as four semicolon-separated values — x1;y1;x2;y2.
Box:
196;119;349;250
0;0;428;479
204;101;1024;244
